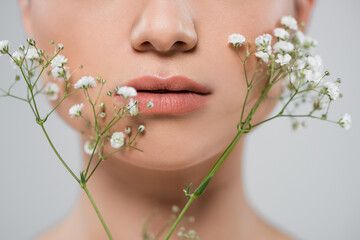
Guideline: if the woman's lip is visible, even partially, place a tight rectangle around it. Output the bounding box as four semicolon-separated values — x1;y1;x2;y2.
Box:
115;92;211;114
113;75;212;114
122;75;212;94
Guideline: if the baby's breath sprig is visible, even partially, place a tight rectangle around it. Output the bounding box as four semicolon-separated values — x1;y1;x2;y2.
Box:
165;15;351;240
1;38;154;240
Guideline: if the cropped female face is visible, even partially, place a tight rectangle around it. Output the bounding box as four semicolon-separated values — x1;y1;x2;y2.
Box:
18;0;309;170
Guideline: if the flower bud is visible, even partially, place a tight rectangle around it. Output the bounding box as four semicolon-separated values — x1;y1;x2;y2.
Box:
57;43;64;50
107;91;113;96
27;38;36;46
38;49;44;56
50;40;55;45
19;45;25;51
138;125;145;133
146;101;154;109
99;112;106;118
124;126;131;135
99;102;105;109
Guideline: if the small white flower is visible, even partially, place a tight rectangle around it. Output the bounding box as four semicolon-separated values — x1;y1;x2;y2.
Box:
84;140;97;155
116;86;137;98
255;51;270;63
69;103;84;117
228;33;246;47
0;40;10;54
307;55;323;70
295;30;318;48
43;82;60;101
273;40;294;53
275;53;292;66
25;47;40;60
274;28;290;40
339;113;352;130
255;34;273;54
281;16;298;30
51;66;70;81
126;98;139;116
50;55;67;68
323;82;340;101
138;125;145;133
74;76;97;89
110;132;125;149
10;51;24;68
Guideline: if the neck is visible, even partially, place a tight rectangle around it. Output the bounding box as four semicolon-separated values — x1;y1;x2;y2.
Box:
42;134;281;239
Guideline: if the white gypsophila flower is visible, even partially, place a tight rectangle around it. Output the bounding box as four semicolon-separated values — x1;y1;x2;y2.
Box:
281;16;298;30
110;132;125;149
255;51;270;63
50;55;67;68
25;47;40;60
273;41;294;53
255;34;273;53
295;31;318;48
274;28;289;40
0;40;10;54
51;66;71;81
74;76;97;89
43;82;60;101
305;55;323;83
126;98;139;116
116;86;137;98
228;33;246;47
275;53;292;66
138;125;145;133
323;82;340;101
339;113;352;130
84;141;97;155
69;103;84;117
10;51;24;69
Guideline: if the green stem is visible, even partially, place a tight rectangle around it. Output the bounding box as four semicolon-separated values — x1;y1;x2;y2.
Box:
165;130;244;240
82;184;113;240
40;123;80;183
164;194;196;240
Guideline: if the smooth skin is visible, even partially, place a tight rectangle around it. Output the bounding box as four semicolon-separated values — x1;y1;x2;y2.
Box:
18;0;315;239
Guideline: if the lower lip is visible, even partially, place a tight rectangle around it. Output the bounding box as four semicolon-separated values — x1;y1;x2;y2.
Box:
114;92;211;114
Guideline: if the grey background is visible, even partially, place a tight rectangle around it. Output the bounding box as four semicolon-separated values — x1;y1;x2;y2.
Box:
0;1;359;239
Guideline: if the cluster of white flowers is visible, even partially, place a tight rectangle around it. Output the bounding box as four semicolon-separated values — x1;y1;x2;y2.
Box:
254;34;273;63
110;132;125;149
177;226;199;240
228;33;246;47
25;47;40;61
43;82;60;101
74;76;97;89
228;15;351;131
84;140;97;155
116;86;137;98
69;103;84;117
126;98;139;116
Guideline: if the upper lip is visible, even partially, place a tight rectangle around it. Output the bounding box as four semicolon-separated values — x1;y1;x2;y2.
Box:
121;75;212;95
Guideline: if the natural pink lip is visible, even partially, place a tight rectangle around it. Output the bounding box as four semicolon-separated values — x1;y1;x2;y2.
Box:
114;75;212;114
120;75;212;95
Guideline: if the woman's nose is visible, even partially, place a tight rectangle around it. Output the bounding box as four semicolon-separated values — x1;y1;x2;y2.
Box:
130;0;197;54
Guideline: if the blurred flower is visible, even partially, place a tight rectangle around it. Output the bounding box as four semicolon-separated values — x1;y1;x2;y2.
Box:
0;40;10;54
84;140;97;155
43;82;60;101
110;132;125;149
116;86;137;98
50;55;67;68
339;113;352;130
25;47;40;60
281;16;298;30
69;103;84;117
74;76;97;89
228;34;246;47
323;82;340;100
274;28;289;40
